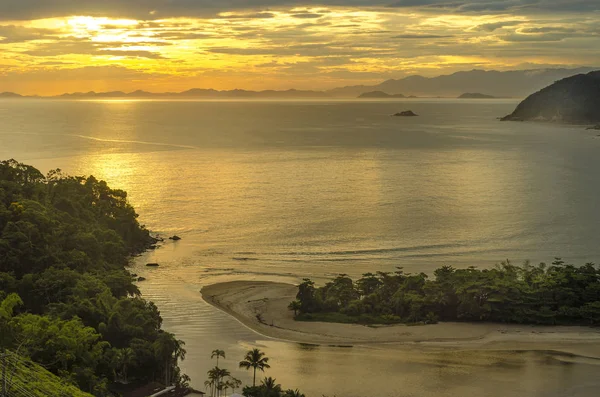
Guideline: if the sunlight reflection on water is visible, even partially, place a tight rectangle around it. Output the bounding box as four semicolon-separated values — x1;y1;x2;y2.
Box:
3;99;600;396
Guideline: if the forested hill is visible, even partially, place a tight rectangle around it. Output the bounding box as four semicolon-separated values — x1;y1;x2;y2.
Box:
501;71;600;123
0;159;187;396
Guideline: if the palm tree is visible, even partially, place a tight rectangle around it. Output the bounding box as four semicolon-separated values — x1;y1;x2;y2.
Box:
226;377;242;394
215;368;231;397
261;377;282;397
220;381;229;397
283;389;305;397
204;379;215;397
153;332;186;386
239;348;270;387
118;348;135;383
287;300;301;316
211;349;226;367
207;367;231;397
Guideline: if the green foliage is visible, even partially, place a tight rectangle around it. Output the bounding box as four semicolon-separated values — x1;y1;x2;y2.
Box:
205;349;230;397
283;389;306;397
0;160;186;395
3;351;94;397
296;279;317;313
207;349;302;397
296;260;600;326
287;300;301;316
206;366;231;397
242;376;303;397
239;348;271;387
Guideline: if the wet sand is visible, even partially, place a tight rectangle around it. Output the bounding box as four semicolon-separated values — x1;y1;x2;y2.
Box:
201;281;600;358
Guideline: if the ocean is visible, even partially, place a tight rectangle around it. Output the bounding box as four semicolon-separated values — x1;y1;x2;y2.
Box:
1;98;599;396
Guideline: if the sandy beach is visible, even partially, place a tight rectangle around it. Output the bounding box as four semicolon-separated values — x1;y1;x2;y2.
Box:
201;281;600;359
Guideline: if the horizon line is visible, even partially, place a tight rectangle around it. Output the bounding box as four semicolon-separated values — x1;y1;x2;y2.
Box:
1;66;597;98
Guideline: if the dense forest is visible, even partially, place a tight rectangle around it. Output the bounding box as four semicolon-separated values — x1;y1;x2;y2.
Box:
292;260;600;325
0;160;187;396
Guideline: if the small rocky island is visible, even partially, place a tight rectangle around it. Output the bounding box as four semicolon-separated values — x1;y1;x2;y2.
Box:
501;71;600;123
393;110;418;117
459;93;496;99
359;91;406;98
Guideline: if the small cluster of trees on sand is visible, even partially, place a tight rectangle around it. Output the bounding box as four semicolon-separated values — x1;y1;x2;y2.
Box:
290;260;600;325
205;348;304;397
0;160;187;395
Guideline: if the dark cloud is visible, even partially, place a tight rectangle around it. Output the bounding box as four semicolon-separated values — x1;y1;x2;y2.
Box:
0;25;61;43
37;61;76;65
207;42;398;58
471;21;523;32
519;26;578;34
1;65;155;82
0;1;383;20
501;32;574;42
216;12;275;19
22;41;100;57
0;0;598;21
291;13;323;18
392;34;454;39
98;50;166;59
152;31;214;40
389;0;600;13
20;39;166;58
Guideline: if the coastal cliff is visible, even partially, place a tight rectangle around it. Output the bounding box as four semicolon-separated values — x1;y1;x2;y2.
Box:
501;71;600;123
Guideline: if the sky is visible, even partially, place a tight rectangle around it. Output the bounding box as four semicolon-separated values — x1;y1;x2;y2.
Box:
0;0;599;95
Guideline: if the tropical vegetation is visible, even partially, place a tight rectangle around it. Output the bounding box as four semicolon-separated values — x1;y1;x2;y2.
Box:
0;160;188;396
292;260;600;325
0;350;94;397
205;349;242;397
239;348;271;387
204;349;305;397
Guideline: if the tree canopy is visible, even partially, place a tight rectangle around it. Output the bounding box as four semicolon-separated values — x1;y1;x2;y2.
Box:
0;159;186;396
294;260;600;326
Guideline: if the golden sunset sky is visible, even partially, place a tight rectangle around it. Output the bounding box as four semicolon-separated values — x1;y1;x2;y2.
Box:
0;1;598;95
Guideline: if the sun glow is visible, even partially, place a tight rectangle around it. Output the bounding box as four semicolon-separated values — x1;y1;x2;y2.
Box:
0;6;598;95
68;16;138;31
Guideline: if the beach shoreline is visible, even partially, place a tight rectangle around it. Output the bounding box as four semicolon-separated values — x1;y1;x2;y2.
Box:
201;281;600;359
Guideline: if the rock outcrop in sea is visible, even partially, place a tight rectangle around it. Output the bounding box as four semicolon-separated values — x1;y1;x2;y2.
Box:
358;91;406;98
393;110;418;117
501;71;600;123
458;93;496;99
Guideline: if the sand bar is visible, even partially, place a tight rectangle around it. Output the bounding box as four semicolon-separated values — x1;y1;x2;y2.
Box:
201;281;600;359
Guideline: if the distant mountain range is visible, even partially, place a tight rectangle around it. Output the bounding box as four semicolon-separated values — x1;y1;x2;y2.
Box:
53;88;330;99
358;91;498;99
1;67;597;100
328;67;597;98
0;92;24;98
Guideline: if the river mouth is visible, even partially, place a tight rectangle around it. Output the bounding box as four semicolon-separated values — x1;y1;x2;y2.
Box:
131;255;600;397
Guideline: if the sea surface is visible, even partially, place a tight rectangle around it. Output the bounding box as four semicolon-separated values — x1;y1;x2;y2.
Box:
1;98;599;396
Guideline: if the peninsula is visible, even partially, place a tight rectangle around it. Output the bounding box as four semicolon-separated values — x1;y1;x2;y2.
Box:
502;70;600;123
201;281;600;359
